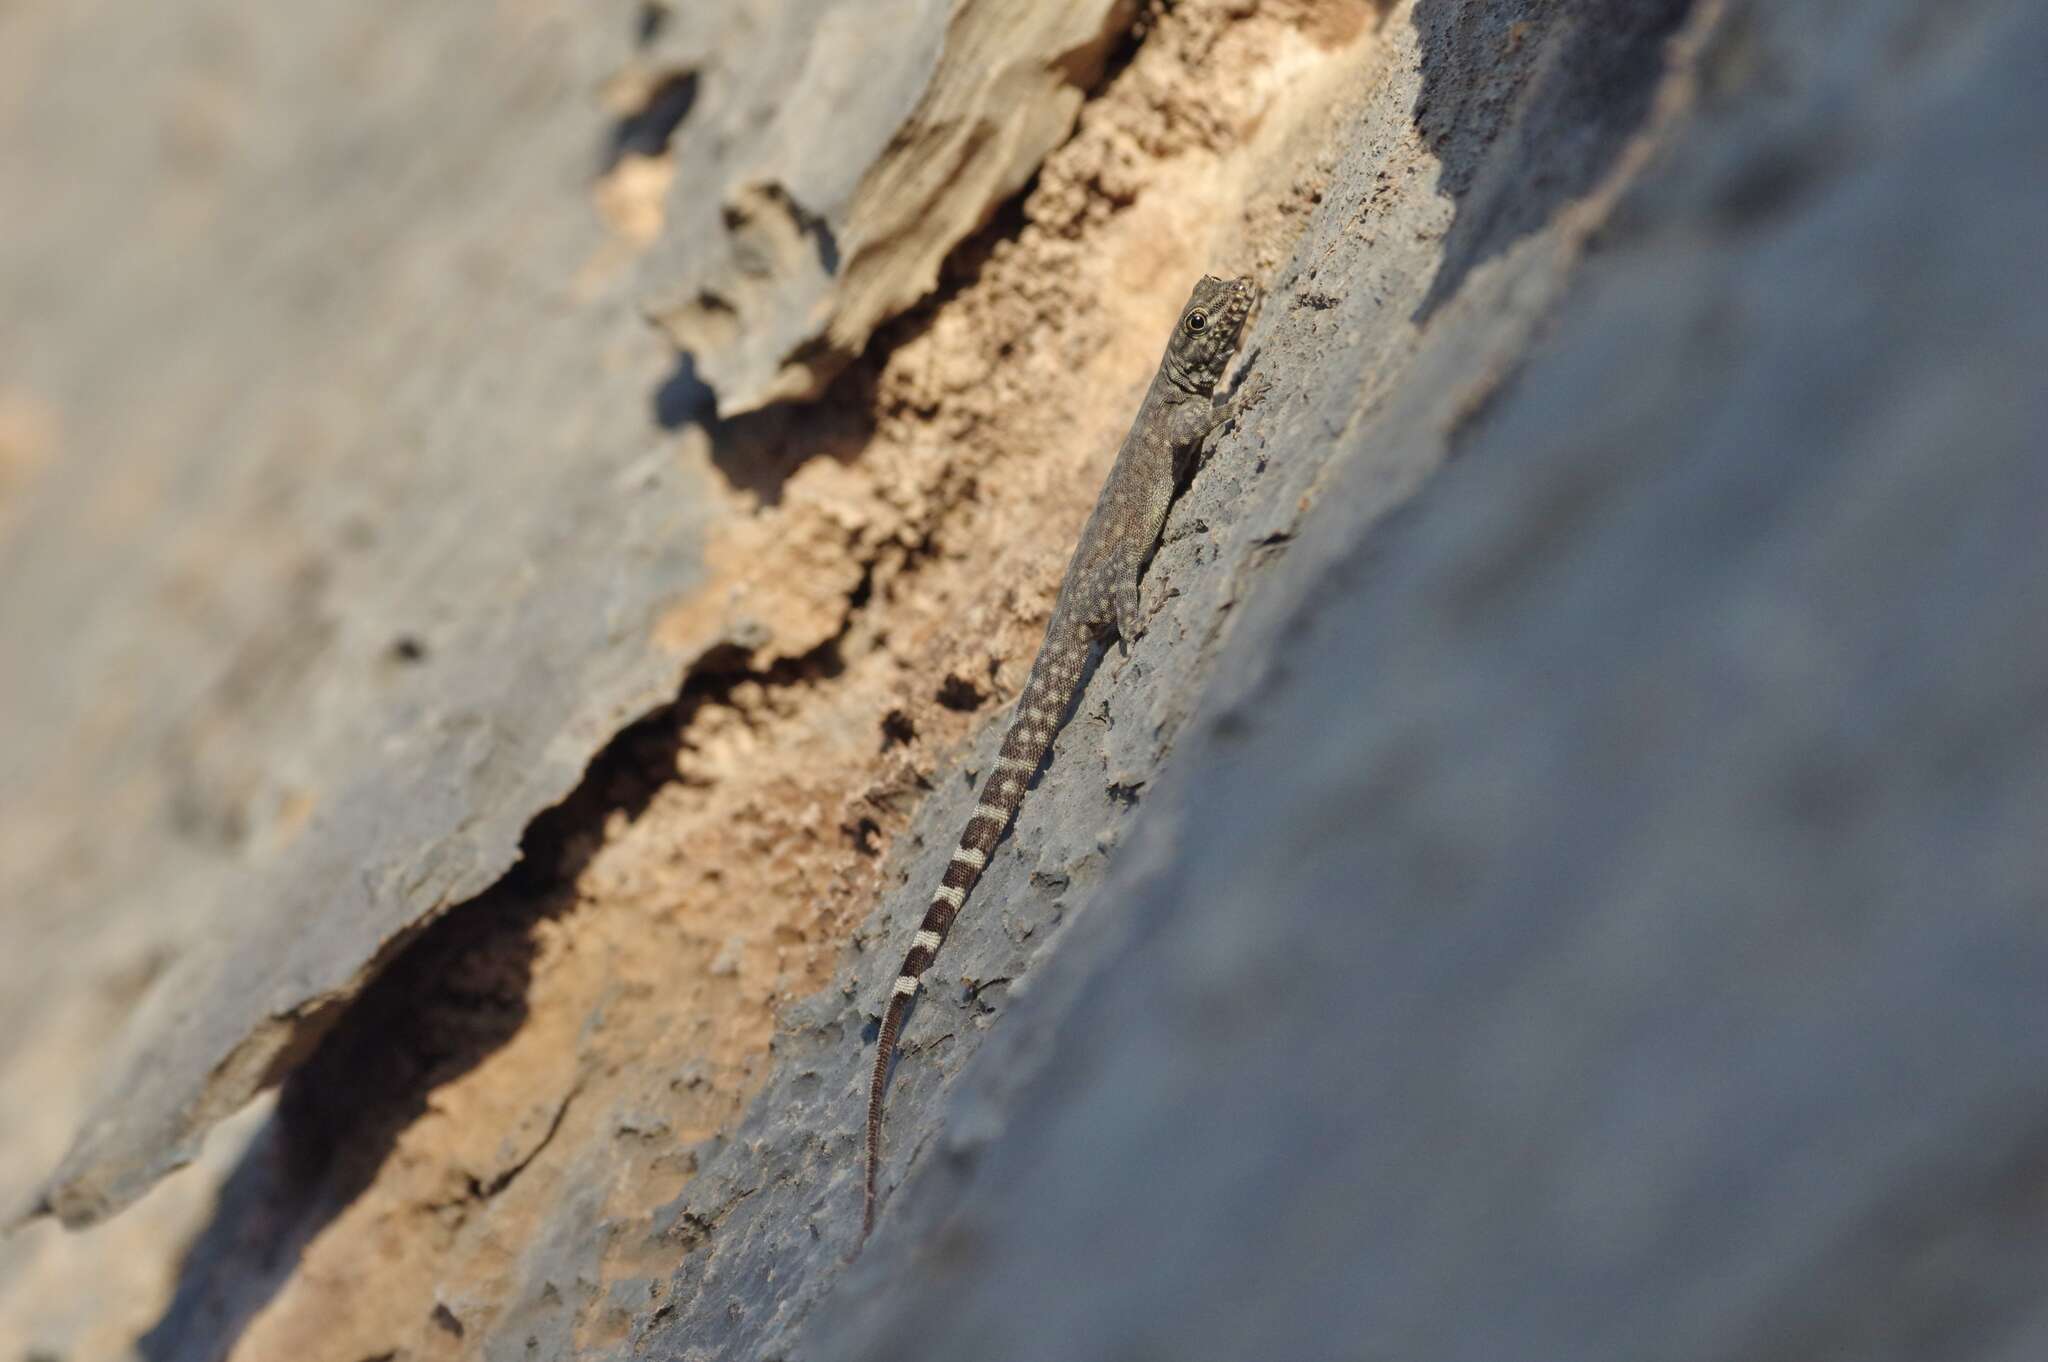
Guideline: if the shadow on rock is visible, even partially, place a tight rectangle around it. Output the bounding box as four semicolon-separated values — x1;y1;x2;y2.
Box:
1409;0;1697;322
652;350;877;508
135;703;695;1362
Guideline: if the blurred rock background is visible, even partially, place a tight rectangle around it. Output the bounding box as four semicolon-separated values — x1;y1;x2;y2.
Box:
2;0;2042;1359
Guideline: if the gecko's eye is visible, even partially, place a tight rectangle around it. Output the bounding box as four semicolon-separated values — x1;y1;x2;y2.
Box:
1184;310;1208;332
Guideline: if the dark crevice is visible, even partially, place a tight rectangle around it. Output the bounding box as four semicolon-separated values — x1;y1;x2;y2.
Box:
662;353;879;505
136;553;891;1362
846;815;885;858
602;67;699;173
652;351;714;432
732;183;840;276
934;674;988;713
665;1185;758;1254
478;1084;578;1201
1080;0;1149;97
880;709;918;750
649;167;1028;497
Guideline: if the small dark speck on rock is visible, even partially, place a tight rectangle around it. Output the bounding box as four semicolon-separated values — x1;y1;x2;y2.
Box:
936;673;987;711
431;1302;465;1338
880;708;917;749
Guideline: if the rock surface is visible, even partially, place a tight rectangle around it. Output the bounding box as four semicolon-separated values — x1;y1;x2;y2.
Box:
2;0;726;1234
8;0;1155;1240
2;0;2043;1358
807;2;2048;1358
641;0;1138;415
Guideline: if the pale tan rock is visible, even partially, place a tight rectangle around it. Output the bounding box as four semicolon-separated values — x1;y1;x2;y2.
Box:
646;0;1139;415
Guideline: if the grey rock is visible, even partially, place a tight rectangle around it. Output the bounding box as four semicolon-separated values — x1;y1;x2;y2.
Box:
10;0;2044;1357
3;0;730;1229
640;0;1135;415
5;0;1161;1233
615;0;2048;1356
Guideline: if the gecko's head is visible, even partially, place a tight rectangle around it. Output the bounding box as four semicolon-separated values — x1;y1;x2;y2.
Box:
1168;274;1258;393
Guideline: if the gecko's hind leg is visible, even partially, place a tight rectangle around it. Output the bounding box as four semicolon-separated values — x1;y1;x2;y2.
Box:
1113;578;1145;652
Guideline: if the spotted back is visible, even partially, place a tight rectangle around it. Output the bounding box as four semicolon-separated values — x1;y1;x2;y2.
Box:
866;269;1259;1238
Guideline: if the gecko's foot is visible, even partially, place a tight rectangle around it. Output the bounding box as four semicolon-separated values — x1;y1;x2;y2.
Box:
1238;371;1273;412
1114;585;1145;649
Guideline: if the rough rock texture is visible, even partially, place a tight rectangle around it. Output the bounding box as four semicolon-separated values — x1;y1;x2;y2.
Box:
811;1;2048;1357
1;1;733;1234
10;0;1164;1239
3;0;2043;1358
641;0;1140;415
4;0;1382;1355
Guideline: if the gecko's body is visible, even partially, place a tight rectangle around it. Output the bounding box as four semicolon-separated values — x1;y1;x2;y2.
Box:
864;274;1265;1236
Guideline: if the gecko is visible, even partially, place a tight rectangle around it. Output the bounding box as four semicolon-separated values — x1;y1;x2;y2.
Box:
864;273;1267;1237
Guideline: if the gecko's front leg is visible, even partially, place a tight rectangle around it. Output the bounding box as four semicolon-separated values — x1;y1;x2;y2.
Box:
1206;370;1271;440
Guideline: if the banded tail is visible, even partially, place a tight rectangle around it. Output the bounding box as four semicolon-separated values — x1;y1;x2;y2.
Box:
864;619;1092;1236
